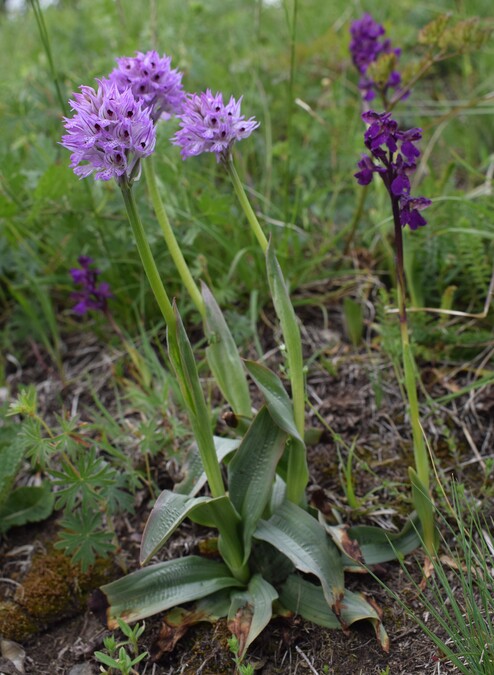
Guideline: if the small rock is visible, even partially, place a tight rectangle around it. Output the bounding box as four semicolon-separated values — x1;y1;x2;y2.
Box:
67;664;95;675
0;639;25;674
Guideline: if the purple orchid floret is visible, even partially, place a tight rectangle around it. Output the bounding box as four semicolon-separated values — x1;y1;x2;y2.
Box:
171;90;260;163
70;256;112;315
349;13;402;102
108;51;185;122
355;110;431;230
61;79;156;181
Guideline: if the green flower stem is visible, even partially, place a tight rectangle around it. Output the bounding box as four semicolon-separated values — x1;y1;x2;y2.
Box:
226;156;269;253
118;179;176;332
120;178;226;499
391;196;429;492
143;158;205;318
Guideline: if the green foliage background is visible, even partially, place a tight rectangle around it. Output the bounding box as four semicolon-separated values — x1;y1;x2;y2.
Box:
0;0;493;355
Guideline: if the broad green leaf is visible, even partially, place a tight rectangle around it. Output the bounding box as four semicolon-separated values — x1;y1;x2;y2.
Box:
168;303;225;499
254;501;344;611
174;436;240;497
270;474;287;513
195;588;233;619
249;540;294;585
244;360;303;443
0;483;54;533
323;514;422;569
140;490;213;564
0;425;25;508
202;282;251;417
228;407;287;562
228;574;278;660
279;575;389;651
278;573;340;628
98;557;243;629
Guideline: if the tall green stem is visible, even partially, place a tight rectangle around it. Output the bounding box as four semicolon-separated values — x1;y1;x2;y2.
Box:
226;157;269;253
391;196;429;491
119;178;225;498
118;179;176;332
143;158;205;318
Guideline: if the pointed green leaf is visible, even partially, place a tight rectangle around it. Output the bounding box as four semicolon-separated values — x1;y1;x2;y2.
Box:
254;501;344;610
279;574;389;651
265;242;305;435
202;283;252;417
228;574;278;660
323;514;422;569
343;297;364;346
140;490;213;564
174;436;240;497
228;407;287;562
99;557;243;629
278;573;340;628
168;303;225;499
244;360;303;443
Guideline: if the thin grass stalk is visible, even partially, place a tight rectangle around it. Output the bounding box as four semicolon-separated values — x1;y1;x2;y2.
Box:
28;0;68;116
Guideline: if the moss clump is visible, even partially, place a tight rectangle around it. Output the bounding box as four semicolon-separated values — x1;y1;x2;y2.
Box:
0;545;116;641
0;600;38;642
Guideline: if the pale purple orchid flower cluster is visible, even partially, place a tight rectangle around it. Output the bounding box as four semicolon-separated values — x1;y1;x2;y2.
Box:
61;51;258;181
107;50;185;123
61;79;156;181
355;110;431;230
349;13;402;102
172;90;260;163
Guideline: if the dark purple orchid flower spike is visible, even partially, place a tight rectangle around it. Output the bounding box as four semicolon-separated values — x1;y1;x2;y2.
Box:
70;256;112;315
355;110;431;229
349;13;402;102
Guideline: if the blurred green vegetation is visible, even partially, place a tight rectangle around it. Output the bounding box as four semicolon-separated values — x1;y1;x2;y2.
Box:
0;0;493;363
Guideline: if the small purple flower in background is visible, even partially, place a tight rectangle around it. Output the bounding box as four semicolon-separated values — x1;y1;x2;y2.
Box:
70;256;112;315
108;51;185;122
355;110;431;230
349;13;402;102
61;79;156;181
171;90;260;163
